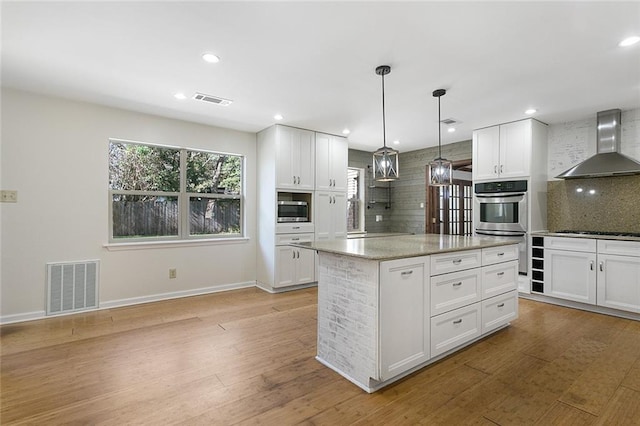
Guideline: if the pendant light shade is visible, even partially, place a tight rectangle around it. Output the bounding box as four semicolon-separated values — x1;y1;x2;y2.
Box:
373;65;399;182
428;89;452;186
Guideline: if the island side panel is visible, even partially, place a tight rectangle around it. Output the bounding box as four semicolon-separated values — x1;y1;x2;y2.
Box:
316;252;379;388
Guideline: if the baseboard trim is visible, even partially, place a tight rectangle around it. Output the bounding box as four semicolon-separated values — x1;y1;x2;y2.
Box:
256;281;317;294
519;292;640;321
100;281;257;309
0;281;257;325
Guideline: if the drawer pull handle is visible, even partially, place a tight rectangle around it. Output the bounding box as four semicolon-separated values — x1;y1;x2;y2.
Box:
401;270;413;276
452;259;462;265
453;319;463;325
497;303;505;308
497;252;505;256
452;282;462;287
293;226;300;229
497;272;505;277
291;238;299;241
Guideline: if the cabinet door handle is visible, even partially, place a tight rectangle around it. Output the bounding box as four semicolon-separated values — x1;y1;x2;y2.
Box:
500;165;504;173
292;251;296;259
297;251;300;259
452;281;462;287
333;179;336;186
401;270;413;276
590;261;594;271
494;165;498;174
497;303;505;308
497;271;505;277
599;261;603;272
452;259;462;265
453;319;463;325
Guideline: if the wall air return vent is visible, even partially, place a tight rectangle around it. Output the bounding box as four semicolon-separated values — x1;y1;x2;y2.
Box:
192;92;233;106
46;260;99;315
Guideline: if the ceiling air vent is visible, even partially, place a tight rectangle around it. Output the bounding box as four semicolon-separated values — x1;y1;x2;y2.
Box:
192;92;233;106
440;118;458;125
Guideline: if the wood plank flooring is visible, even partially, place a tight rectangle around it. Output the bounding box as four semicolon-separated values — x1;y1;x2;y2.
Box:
2;287;639;425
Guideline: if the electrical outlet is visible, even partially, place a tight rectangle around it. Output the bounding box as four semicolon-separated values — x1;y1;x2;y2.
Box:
169;268;177;279
0;190;18;203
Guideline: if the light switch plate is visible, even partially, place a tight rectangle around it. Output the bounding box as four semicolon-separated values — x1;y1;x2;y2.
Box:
0;190;17;203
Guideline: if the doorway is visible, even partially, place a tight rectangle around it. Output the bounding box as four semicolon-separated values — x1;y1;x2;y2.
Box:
426;160;473;235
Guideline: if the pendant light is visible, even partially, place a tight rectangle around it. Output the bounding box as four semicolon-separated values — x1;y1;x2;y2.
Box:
428;89;452;186
373;65;399;182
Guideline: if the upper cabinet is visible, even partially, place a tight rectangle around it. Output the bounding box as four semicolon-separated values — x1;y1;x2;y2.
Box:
315;133;348;192
275;125;315;190
472;119;546;182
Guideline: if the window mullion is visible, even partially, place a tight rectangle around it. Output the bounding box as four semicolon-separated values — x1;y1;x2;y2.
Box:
180;149;188;238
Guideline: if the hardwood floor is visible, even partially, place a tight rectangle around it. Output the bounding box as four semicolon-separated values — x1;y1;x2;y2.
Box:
2;287;639;425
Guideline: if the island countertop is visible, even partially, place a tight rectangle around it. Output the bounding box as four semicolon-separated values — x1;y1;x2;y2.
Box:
294;233;518;261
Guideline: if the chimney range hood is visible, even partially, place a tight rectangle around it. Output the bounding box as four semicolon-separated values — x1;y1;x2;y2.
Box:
556;109;640;179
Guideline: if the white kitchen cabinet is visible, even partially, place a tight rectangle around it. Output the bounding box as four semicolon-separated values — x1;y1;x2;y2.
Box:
481;290;518;334
315;191;347;241
431;302;481;358
543;237;597;304
275;244;316;288
275;125;315;190
379;256;430;380
472;119;542;182
315;133;348;192
597;240;640;313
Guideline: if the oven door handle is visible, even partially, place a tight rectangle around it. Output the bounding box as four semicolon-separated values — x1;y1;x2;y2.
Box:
474;192;525;198
476;230;526;237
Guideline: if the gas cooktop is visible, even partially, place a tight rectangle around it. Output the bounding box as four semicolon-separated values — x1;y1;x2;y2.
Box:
556;230;640;238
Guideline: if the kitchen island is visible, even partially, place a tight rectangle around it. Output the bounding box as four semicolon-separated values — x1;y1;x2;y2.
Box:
298;234;520;392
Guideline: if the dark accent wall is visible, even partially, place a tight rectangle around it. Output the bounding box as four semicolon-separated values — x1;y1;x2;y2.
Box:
349;139;471;234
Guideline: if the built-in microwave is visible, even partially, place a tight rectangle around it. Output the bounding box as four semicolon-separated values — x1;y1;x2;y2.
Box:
277;201;309;222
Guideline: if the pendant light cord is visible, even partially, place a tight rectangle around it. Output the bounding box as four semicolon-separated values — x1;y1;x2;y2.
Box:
381;71;387;149
438;94;442;160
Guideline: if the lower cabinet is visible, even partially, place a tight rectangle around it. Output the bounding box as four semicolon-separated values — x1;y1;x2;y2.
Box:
544;247;597;304
379;256;430;380
481;290;519;334
275;238;315;288
431;303;481;357
596;240;640;313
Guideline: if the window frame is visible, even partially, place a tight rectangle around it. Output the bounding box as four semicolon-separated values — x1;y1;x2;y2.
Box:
347;167;366;234
108;138;245;244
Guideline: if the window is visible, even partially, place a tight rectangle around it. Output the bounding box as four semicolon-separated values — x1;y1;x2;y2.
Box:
347;167;365;233
109;140;243;242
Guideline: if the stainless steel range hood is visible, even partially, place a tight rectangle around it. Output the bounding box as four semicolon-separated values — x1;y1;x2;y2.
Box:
556;109;640;179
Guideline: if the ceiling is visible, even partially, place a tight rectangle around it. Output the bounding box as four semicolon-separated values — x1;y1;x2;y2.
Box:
2;1;640;153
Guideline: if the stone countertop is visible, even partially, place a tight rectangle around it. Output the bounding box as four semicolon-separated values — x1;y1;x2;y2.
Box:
294;234;518;261
532;231;640;242
347;232;412;239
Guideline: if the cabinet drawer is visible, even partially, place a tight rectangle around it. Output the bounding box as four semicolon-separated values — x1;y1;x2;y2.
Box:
597;239;640;257
481;290;518;334
482;244;519;266
276;232;314;246
430;303;481;358
276;223;315;234
430;269;481;316
544;236;596;252
481;260;518;299
431;249;481;276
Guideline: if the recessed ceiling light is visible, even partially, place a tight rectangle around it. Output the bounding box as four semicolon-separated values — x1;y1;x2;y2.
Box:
525;108;537;115
174;92;187;100
202;52;220;63
274;114;283;121
447;127;456;133
393;140;400;145
342;128;351;135
619;36;640;47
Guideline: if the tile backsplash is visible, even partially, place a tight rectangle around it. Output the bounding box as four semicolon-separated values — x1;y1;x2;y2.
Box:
547;175;640;232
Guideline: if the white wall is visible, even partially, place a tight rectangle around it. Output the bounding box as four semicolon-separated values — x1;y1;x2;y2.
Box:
0;88;257;322
547;108;640;179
